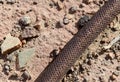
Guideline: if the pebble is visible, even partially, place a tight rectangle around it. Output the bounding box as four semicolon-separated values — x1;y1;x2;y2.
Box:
33;1;38;5
50;49;58;58
0;0;4;4
6;0;16;4
7;54;16;62
79;4;84;8
4;64;10;70
87;53;93;59
93;0;104;6
113;71;119;76
106;53;115;60
87;59;94;65
57;1;64;10
57;20;64;28
116;66;120;71
21;40;26;44
9;72;19;80
21;71;31;80
77;15;89;27
69;6;77;14
82;0;92;4
49;2;54;8
19;16;31;26
99;76;105;82
110;74;117;81
63;18;69;25
79;64;87;72
34;21;44;30
4;63;11;75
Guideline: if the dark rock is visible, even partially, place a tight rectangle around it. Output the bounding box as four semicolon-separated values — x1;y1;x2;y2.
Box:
21;71;31;81
69;6;77;14
116;66;120;71
82;0;91;4
110;74;117;81
6;0;16;4
0;0;4;4
77;15;89;28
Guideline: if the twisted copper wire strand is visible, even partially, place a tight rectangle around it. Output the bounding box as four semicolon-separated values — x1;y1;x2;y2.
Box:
35;0;120;82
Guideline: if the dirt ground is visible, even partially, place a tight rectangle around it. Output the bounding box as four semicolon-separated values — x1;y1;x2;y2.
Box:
0;0;120;82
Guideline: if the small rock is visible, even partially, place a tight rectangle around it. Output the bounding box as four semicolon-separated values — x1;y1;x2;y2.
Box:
110;74;117;81
21;40;26;44
82;0;92;4
1;34;21;55
50;49;58;58
9;72;18;80
4;64;10;71
49;2;54;8
4;63;11;75
113;71;119;76
87;59;94;65
63;18;69;25
77;15;89;27
33;1;38;5
99;76;105;82
6;0;16;4
20;27;39;39
0;0;4;4
21;71;31;80
57;1;64;10
116;66;120;71
56;20;64;28
106;53;115;60
79;4;84;8
79;64;87;72
69;6;78;14
87;53;93;59
93;0;104;6
7;52;17;62
18;48;35;68
19;16;31;26
34;21;44;30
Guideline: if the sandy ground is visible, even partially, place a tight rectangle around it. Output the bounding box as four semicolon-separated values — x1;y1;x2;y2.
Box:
1;0;120;82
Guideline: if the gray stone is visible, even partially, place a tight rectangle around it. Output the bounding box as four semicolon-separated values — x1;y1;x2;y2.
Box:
7;52;17;62
0;0;4;4
63;18;69;25
18;48;35;68
19;16;31;26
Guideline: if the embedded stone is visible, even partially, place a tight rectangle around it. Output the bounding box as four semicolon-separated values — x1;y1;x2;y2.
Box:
1;34;21;55
18;48;35;68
